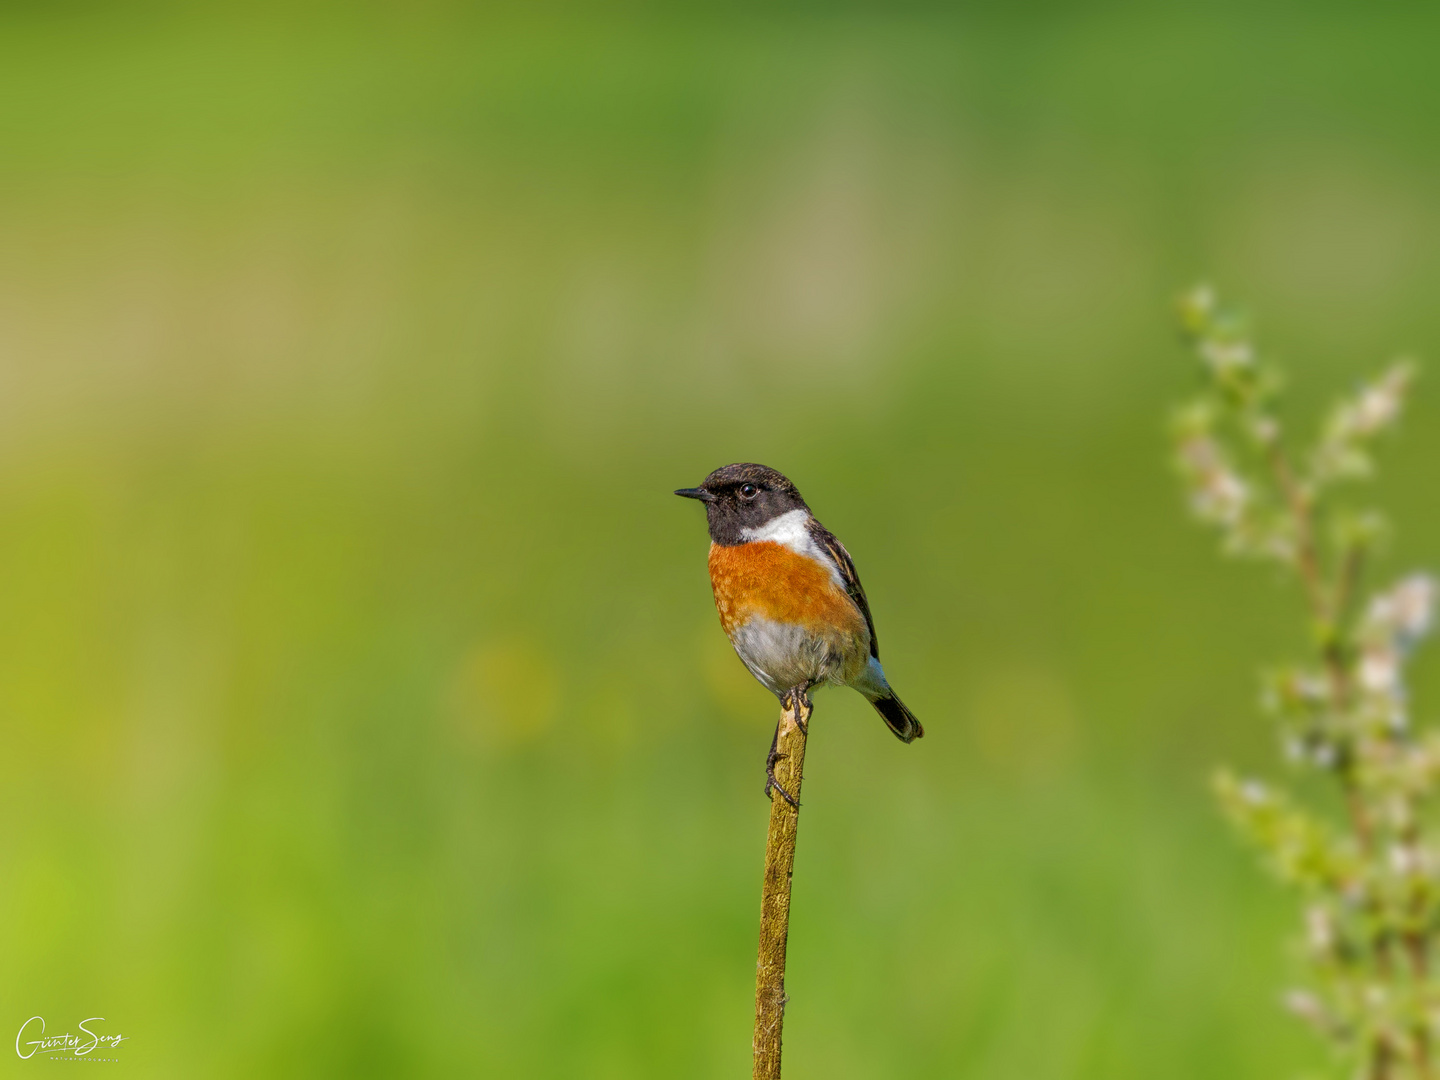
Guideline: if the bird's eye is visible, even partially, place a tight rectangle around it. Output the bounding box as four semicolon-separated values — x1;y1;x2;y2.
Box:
739;484;758;500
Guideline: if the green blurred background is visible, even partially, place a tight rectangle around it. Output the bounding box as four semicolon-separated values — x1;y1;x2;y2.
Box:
4;4;1440;1077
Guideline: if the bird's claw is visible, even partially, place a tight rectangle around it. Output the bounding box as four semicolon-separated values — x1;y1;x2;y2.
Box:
785;686;811;735
764;743;799;807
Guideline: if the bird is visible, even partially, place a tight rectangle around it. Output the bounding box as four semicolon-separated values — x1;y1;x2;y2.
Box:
676;462;922;804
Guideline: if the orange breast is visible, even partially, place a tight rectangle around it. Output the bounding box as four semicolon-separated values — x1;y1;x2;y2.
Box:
708;541;866;640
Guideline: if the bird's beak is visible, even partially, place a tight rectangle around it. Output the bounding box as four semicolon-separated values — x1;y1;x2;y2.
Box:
674;487;715;503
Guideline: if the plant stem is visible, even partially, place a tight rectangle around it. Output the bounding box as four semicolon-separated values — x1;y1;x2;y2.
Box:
1374;1034;1395;1080
1266;442;1349;706
1334;542;1367;635
1403;815;1433;1078
1267;442;1328;624
1265;442;1381;859
753;688;812;1080
1347;787;1376;855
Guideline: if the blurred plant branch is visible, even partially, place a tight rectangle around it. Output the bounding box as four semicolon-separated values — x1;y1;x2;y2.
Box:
1174;285;1434;1080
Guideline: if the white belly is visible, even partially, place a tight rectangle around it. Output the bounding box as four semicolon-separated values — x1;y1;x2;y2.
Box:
729;615;868;698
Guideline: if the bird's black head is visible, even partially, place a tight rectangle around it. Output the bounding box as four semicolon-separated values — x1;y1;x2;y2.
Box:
675;463;810;546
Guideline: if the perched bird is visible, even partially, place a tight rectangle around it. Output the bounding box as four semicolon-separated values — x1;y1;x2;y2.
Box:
676;463;922;803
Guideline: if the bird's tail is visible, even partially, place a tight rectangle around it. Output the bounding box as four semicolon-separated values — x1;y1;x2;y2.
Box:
871;690;924;743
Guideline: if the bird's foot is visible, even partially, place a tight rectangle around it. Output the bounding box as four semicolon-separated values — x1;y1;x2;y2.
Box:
763;724;799;807
785;685;812;735
765;754;799;808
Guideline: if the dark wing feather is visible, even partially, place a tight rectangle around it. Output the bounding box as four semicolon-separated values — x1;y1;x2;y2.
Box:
807;518;880;659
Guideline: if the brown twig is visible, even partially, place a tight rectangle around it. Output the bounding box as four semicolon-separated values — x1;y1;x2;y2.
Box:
1266;442;1381;858
1346;786;1376;855
1403;819;1433;1079
1334;542;1367;638
1267;443;1328;625
753;687;812;1080
1374;1033;1395;1080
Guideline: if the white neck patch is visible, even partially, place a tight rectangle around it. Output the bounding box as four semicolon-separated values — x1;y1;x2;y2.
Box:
741;509;844;587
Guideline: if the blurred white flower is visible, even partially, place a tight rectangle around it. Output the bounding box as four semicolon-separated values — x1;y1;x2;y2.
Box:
1311;366;1414;484
1359;647;1400;695
1388;843;1420;876
1196;471;1248;526
1240;779;1268;805
1354;387;1399;433
1184;283;1215;317
1305;906;1334;953
1179;436;1249;526
1200;338;1254;372
1350;365;1413;437
1368;574;1436;643
1356;578;1436;709
1177;284;1216;334
1251;416;1279;444
1177;434;1220;472
1265;534;1297;562
1284;989;1327;1026
1385;795;1411;831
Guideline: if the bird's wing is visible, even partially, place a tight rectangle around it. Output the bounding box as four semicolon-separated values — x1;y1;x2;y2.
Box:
808;518;880;659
